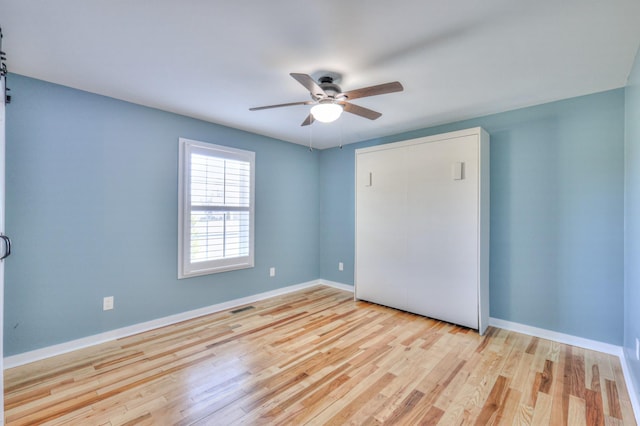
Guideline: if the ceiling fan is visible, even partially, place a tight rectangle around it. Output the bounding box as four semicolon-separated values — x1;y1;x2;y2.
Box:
249;73;403;126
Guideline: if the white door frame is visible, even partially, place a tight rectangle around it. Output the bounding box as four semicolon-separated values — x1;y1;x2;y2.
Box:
0;67;7;426
0;28;8;424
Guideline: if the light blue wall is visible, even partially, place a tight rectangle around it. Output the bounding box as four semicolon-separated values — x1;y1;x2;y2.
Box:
319;89;625;345
4;74;320;356
4;73;627;356
319;147;355;283
625;47;640;396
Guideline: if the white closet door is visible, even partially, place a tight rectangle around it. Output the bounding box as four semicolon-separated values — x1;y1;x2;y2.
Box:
355;146;409;309
356;128;489;333
404;135;479;328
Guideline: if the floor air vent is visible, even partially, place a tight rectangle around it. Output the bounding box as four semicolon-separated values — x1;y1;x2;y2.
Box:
231;305;255;314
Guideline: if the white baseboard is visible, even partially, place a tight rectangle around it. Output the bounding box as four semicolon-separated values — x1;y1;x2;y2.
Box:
488;317;623;356
3;279;323;369
318;279;354;292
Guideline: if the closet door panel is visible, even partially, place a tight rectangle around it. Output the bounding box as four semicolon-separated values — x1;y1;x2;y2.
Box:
405;136;479;328
355;127;489;333
355;147;409;309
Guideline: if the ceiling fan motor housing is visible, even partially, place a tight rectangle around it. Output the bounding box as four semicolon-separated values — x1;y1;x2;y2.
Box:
314;76;343;100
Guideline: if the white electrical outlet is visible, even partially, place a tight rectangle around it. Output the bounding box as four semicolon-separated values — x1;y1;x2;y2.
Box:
269;267;276;277
103;296;114;311
636;338;639;361
338;262;344;271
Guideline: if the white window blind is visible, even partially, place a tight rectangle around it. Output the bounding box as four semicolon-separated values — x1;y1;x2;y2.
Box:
178;138;255;278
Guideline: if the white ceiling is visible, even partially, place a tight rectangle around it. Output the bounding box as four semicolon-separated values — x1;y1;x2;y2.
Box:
1;0;639;149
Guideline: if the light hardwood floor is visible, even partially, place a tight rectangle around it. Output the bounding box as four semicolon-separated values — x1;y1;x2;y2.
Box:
3;286;637;425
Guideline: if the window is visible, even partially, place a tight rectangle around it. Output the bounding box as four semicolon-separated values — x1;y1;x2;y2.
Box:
178;138;255;278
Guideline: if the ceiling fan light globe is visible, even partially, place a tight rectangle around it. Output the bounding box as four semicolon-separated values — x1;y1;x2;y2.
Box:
311;102;343;123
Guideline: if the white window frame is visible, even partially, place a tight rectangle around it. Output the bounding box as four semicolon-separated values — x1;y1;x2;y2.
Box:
178;138;255;278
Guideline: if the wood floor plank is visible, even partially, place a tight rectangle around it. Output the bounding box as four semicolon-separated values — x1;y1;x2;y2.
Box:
3;286;637;425
568;394;587;426
607;379;623;420
586;388;606;426
474;375;510;425
532;391;554;425
495;387;522;425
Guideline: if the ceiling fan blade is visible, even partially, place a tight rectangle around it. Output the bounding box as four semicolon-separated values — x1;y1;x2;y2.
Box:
301;114;315;126
249;100;314;111
340;81;403;101
341;102;382;120
290;73;327;98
